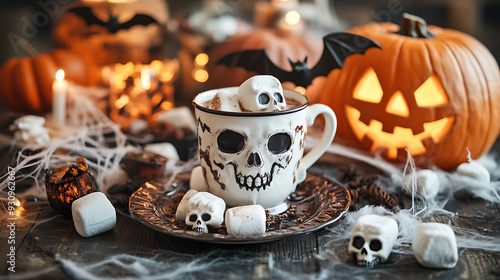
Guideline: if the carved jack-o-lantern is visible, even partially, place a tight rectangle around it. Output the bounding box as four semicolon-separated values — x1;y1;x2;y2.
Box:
320;14;500;170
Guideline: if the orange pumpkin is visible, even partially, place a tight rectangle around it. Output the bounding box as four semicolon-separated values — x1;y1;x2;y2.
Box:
319;14;500;170
206;28;324;102
0;49;100;114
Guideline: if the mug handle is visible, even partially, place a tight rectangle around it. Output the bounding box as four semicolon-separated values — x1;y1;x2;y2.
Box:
298;104;337;182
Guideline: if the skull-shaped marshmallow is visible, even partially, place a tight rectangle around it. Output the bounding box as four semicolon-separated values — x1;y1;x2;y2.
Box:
348;214;398;267
237;75;286;112
185;192;226;233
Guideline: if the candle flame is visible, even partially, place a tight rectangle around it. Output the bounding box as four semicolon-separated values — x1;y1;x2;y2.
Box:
285;11;301;25
141;68;151;90
56;69;65;81
14;199;21;207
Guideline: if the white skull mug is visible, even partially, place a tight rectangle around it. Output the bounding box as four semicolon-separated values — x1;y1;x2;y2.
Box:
193;87;337;210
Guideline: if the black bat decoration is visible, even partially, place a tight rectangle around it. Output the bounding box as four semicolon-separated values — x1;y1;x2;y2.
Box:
217;32;381;88
68;7;158;34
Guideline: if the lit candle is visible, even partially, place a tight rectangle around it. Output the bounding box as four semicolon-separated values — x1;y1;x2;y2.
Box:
52;69;68;126
140;67;151;90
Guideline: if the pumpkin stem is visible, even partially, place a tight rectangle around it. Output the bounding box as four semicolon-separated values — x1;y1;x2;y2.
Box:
398;13;434;38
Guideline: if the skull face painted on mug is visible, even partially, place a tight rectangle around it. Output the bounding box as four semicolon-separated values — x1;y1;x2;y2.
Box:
194;86;337;210
198;113;305;208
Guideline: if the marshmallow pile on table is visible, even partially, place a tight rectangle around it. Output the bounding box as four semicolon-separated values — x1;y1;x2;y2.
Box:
349;214;459;269
175;189;266;236
207;75;287;113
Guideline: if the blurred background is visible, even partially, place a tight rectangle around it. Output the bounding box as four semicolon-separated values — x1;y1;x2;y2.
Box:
1;0;499;64
0;0;499;112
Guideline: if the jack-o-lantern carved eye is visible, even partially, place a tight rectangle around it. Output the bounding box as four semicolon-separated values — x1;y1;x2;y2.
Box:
414;74;448;107
353;68;384;104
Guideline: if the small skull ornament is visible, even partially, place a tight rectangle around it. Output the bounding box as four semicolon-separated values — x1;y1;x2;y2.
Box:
237;75;286;112
348;214;398;267
10;115;50;144
184;192;226;233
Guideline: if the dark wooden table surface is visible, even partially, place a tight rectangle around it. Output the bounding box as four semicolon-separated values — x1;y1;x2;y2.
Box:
1;136;499;280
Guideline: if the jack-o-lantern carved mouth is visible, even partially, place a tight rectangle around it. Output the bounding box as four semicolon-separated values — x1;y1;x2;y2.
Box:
345;105;455;159
228;162;284;191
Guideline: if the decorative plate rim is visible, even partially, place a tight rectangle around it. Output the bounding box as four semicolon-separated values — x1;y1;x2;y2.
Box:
129;173;350;244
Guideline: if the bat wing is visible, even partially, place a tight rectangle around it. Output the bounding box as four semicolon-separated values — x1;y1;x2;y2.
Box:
118;14;159;31
216;49;293;83
68;7;107;27
309;32;381;77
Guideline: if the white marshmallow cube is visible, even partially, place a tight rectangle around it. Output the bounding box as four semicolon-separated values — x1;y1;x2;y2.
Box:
72;192;116;238
412;223;458;269
457;161;490;183
403;169;439;199
190;165;209;192
144;142;180;161
208;90;241;112
175;189;199;221
225;205;266;236
156;106;197;133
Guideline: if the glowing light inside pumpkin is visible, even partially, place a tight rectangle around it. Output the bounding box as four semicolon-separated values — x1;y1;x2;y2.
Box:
414;74;448;107
295;86;306;95
56;69;65;81
109;60;178;132
195;53;209;66
346;105;455;159
285;11;301;26
353;68;383;103
386;91;410;117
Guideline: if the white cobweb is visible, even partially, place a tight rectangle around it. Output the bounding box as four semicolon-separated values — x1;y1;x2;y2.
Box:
0;85;139;201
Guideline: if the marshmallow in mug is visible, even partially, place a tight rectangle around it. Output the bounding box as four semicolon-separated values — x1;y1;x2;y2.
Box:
206;75;286;113
208;90;241;112
237;75;286;112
